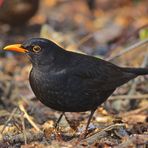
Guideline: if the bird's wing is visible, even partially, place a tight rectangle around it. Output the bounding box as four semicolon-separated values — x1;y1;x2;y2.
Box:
69;56;136;91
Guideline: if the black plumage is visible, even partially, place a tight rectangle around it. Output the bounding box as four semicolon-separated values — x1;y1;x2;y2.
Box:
0;0;39;25
3;38;148;138
86;0;96;11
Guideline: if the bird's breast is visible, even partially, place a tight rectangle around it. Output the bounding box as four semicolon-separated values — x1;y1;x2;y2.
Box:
29;68;67;98
29;68;99;112
29;68;75;110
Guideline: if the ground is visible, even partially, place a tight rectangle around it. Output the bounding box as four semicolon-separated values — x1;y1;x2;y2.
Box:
0;0;148;147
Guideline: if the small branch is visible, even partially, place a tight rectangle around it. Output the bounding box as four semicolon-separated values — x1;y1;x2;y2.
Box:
106;39;148;61
114;134;148;148
121;104;148;116
0;107;18;134
127;51;148;94
109;94;148;100
19;103;41;132
20;114;27;144
2;131;44;144
76;33;95;48
82;123;125;144
97;123;125;132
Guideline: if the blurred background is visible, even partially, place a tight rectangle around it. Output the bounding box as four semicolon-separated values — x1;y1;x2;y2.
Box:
0;0;148;147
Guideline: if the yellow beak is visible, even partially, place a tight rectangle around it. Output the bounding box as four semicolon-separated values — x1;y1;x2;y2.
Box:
3;44;28;53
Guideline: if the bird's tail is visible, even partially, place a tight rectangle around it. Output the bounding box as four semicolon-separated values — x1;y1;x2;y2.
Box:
122;67;148;75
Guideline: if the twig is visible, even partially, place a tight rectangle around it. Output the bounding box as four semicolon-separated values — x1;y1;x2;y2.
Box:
12;118;22;132
109;94;148;100
121;104;148;116
19;103;41;132
109;52;148;101
82;123;125;144
76;33;95;48
106;39;148;61
96;123;125;132
107;24;148;55
114;134;148;148
0;107;18;134
20;114;27;144
2;131;44;144
127;51;148;94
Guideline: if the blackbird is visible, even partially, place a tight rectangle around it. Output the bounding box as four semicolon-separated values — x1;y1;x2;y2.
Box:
0;0;39;25
3;38;148;138
86;0;96;11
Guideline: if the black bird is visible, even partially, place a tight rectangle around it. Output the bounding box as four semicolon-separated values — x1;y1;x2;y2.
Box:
86;0;96;11
0;0;39;25
3;38;148;138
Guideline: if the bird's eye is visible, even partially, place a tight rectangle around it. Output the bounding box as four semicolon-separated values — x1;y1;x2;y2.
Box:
33;45;41;53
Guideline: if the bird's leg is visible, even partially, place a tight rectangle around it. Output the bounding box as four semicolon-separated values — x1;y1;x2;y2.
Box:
54;112;65;128
83;109;96;138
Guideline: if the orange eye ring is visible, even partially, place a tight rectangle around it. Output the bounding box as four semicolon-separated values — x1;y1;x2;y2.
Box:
33;45;41;53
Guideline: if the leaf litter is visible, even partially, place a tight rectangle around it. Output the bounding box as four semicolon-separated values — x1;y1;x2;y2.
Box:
0;0;148;147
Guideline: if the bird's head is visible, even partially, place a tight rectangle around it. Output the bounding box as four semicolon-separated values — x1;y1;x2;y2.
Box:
3;38;64;66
